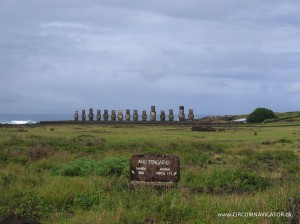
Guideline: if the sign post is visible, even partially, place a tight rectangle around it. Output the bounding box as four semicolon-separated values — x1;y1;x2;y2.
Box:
130;154;180;187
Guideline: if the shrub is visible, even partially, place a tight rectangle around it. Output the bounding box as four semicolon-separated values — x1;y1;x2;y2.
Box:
54;157;129;177
27;147;49;161
1;191;53;221
246;108;276;123
183;153;212;166
73;190;104;210
241;150;299;173
187;168;268;193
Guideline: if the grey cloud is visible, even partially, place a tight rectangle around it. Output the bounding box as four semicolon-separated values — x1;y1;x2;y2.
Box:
1;0;300;114
139;63;169;82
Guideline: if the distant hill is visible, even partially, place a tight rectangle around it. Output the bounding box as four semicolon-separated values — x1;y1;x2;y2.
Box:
265;111;300;123
199;111;300;124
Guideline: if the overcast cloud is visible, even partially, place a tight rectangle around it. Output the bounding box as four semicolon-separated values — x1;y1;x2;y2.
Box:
1;0;300;115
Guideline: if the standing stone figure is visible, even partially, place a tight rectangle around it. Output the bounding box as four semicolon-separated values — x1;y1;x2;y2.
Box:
133;110;138;122
81;109;86;122
150;106;156;121
111;110;116;121
103;110;109;121
168;109;174;121
74;111;79;121
188;109;194;121
160;110;166;121
179;106;185;121
142;110;147;121
118;110;123;122
88;108;94;121
125;109;131;122
96;110;101;122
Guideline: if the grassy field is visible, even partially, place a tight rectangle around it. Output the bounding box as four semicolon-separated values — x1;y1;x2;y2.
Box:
0;120;299;223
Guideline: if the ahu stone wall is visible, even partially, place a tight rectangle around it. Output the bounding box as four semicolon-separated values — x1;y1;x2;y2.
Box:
74;106;195;122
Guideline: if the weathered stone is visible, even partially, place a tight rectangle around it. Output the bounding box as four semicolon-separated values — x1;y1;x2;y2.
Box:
160;110;166;121
130;154;180;183
81;109;86;122
74;111;79;121
118;110;123;121
150;106;156;121
142;110;147;121
103;110;109;121
133;110;138;122
88;108;94;121
151;106;155;112
111;110;116;121
179;106;185;121
125;109;130;121
96;109;101;121
188;109;194;121
168;109;174;121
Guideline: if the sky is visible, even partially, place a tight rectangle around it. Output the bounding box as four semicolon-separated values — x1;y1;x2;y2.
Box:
1;0;300;115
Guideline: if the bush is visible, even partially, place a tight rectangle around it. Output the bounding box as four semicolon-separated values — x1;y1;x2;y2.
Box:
241;150;299;173
187;168;268;193
73;190;104;210
53;157;129;177
1;191;53;221
246;108;276;123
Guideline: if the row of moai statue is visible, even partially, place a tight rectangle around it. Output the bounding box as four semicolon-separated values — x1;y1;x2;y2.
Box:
74;106;194;122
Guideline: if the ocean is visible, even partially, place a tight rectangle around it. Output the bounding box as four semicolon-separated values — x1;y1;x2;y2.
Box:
0;114;72;124
0;114;209;124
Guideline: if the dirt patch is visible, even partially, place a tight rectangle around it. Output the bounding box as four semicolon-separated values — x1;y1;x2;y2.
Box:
191;126;216;132
0;214;42;224
27;147;49;161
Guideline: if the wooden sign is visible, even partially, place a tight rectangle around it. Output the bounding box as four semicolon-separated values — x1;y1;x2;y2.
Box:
130;154;180;185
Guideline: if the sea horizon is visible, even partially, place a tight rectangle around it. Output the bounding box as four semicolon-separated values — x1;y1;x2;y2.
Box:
0;113;216;124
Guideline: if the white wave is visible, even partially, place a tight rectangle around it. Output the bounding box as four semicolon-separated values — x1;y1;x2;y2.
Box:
0;120;37;125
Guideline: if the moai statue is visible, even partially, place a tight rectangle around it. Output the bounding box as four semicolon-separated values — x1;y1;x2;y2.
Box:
160;110;166;121
74;111;79;121
118;110;123;122
179;106;185;121
96;110;101;122
111;110;116;121
188;109;194;121
125;109;131;122
81;109;86;122
103;110;109;121
88;108;94;121
133;110;138;122
150;106;156;121
168;109;174;121
142;110;147;121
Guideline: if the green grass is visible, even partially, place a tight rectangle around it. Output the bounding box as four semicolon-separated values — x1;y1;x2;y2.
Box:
0;123;299;223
